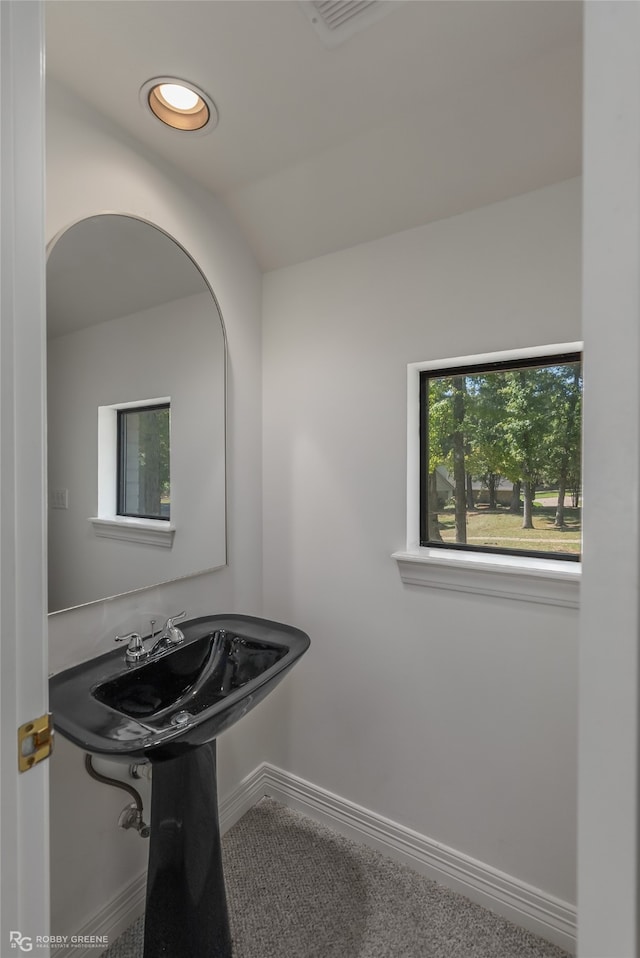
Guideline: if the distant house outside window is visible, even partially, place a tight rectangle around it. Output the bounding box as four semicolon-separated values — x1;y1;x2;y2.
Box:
420;351;582;561
117;403;170;521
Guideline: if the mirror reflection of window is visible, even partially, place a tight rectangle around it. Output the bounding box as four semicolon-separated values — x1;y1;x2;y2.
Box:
118;404;170;521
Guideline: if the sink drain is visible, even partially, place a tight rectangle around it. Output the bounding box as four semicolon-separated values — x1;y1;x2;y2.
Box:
171;711;191;727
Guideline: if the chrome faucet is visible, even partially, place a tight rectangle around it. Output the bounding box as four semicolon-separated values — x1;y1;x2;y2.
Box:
116;611;187;663
155;612;187;649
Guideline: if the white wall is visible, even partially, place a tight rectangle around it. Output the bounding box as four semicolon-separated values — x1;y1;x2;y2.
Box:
47;290;225;612
46;81;279;940
578;3;640;954
262;178;581;906
48;75;582;941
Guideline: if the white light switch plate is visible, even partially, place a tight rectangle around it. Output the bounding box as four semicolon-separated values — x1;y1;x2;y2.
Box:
50;488;69;510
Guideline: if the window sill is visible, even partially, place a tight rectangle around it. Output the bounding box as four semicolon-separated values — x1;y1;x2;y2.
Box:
392;548;580;608
89;516;175;548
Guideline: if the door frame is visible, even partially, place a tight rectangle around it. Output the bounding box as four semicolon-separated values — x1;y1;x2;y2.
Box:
0;1;49;953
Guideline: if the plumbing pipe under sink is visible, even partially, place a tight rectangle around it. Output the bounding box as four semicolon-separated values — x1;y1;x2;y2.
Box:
84;753;150;838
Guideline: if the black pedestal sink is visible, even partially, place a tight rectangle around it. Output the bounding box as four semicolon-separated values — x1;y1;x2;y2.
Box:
49;614;310;958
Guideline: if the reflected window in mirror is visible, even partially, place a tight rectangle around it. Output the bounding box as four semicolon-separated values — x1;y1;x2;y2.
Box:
118;403;171;521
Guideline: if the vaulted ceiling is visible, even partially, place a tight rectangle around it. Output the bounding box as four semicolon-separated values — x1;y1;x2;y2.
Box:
45;0;583;271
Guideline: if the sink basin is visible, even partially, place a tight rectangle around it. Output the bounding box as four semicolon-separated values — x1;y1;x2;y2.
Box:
49;614;310;761
51;613;310;958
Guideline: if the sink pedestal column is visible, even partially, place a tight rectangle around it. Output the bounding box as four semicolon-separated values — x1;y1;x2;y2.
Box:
143;740;232;958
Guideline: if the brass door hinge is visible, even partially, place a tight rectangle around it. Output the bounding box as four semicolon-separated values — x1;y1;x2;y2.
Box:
18;714;54;772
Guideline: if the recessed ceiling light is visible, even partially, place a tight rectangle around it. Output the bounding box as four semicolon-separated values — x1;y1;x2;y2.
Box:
140;77;218;134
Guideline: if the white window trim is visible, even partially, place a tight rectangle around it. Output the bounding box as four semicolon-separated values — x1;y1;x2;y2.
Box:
92;396;173;547
89;515;175;547
394;342;582;608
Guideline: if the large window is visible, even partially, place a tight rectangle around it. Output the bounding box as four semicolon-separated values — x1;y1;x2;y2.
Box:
420;351;582;561
117;403;171;521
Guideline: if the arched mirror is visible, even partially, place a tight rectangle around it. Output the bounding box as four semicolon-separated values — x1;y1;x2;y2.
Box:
46;214;226;614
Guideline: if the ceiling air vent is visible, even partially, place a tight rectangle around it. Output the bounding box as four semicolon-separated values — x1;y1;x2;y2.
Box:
299;0;402;48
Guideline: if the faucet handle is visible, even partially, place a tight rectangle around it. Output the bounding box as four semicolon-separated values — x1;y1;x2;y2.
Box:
162;611;186;645
115;631;142;646
115;632;148;661
165;611;186;628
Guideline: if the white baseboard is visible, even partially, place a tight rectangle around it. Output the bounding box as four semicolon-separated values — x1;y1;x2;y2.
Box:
251;762;577;955
218;762;269;832
57;761;576;956
51;872;146;958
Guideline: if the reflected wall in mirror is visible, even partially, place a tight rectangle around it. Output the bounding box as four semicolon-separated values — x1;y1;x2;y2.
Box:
47;215;226;614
